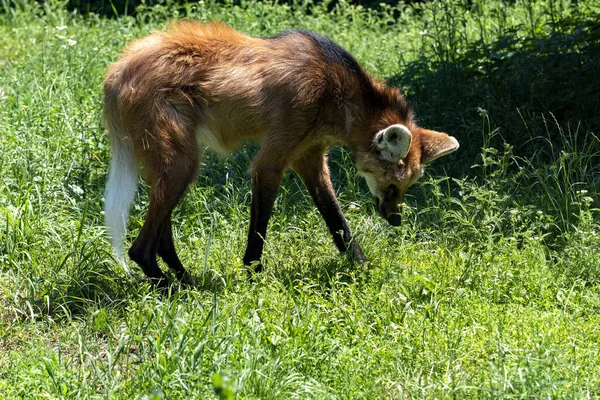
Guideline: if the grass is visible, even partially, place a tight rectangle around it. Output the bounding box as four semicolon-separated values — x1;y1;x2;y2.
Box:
0;0;599;398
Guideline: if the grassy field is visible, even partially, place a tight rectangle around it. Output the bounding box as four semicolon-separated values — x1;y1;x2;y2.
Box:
1;0;599;398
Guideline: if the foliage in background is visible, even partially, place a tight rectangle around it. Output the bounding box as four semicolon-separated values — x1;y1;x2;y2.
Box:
0;0;599;398
392;0;600;164
50;0;428;18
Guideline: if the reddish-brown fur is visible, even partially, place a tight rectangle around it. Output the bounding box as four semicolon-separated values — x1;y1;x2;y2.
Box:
103;21;458;286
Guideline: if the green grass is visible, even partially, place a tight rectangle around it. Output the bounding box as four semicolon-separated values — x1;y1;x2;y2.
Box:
1;0;599;398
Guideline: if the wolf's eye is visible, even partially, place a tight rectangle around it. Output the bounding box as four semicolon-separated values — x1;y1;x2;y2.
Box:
384;185;398;199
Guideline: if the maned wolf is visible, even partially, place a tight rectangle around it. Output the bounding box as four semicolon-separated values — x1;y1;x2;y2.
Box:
103;21;459;287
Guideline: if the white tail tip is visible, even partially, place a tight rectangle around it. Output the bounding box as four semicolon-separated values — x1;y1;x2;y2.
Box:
104;136;138;272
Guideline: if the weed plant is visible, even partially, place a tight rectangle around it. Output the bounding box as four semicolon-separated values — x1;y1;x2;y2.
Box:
0;0;599;398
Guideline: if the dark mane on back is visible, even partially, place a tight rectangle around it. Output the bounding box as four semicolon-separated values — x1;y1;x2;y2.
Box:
294;31;363;74
266;30;411;119
266;30;363;74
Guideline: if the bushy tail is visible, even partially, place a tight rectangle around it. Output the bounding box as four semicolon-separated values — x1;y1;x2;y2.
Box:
104;133;138;269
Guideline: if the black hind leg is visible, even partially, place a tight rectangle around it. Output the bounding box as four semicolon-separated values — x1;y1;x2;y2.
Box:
158;216;193;284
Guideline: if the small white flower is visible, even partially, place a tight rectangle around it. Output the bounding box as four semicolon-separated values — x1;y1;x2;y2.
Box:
67;39;77;46
583;196;593;203
56;25;67;31
510;209;519;215
69;184;84;196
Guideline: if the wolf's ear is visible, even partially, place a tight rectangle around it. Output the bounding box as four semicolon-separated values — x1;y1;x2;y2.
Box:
374;124;412;163
419;129;459;164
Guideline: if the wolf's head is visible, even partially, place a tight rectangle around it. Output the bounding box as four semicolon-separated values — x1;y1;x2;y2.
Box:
357;124;459;226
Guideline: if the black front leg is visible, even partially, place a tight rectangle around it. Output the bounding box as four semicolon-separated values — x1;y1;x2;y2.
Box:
292;150;366;262
310;181;365;262
243;166;284;273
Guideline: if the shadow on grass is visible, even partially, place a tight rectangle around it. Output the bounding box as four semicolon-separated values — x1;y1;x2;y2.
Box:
264;253;371;294
50;259;231;320
389;14;600;174
7;236;230;322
